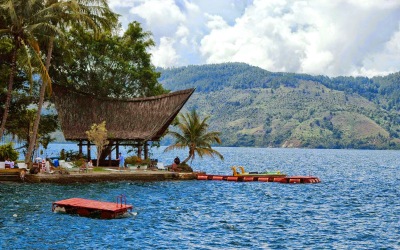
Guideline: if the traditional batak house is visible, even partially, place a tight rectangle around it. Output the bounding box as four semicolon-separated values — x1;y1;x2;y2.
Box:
52;84;194;165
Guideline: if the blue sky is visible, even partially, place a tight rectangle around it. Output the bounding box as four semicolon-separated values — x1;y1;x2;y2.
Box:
108;0;400;77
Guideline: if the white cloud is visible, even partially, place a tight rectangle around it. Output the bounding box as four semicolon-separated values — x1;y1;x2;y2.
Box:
150;37;180;68
109;0;400;77
129;0;185;37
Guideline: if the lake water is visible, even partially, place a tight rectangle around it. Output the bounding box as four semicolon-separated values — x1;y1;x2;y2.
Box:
1;145;400;249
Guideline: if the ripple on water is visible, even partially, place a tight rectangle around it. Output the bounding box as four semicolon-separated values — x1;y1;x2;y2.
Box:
1;148;400;249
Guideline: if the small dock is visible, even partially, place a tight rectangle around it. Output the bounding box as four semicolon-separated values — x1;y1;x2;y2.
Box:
197;174;320;184
52;196;133;219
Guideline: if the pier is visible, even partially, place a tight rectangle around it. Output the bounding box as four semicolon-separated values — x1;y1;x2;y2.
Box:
197;174;320;184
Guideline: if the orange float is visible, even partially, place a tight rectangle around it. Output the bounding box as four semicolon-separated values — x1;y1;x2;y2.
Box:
197;175;208;180
212;176;224;180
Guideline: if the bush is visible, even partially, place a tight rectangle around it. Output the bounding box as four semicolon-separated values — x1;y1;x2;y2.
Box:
63;150;85;161
125;155;142;165
178;163;193;172
0;143;19;161
125;156;150;165
73;158;86;168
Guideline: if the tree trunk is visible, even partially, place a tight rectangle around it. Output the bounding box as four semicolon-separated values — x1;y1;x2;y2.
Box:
182;150;193;164
100;140;114;160
182;146;195;164
96;149;100;167
0;46;17;141
182;155;192;164
25;37;54;163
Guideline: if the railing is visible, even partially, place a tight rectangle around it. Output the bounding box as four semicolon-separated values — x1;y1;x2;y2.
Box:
116;194;127;207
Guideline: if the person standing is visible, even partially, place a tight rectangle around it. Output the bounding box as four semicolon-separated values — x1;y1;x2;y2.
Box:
41;158;46;173
117;153;125;171
45;158;51;173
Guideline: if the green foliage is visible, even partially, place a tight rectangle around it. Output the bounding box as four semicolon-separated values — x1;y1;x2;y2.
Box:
60;149;66;160
62;150;84;161
4;108;58;155
165;109;224;163
0;0;54;141
125;155;144;165
159;63;400;149
50;22;167;98
73;158;86;168
177;162;193;173
0;143;19;161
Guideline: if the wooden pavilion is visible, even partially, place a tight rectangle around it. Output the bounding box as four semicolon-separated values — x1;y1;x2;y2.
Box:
52;84;195;164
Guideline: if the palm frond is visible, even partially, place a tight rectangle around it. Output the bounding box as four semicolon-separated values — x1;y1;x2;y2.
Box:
166;108;223;163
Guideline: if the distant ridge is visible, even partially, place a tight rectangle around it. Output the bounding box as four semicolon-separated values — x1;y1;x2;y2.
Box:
158;63;400;149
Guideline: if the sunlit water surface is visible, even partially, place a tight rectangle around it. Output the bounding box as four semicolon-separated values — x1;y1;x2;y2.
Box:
1;146;400;249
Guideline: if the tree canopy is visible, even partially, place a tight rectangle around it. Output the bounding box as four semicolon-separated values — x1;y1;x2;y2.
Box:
50;21;167;98
0;0;167;161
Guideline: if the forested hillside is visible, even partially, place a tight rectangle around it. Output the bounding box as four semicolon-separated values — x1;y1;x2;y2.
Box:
158;63;400;149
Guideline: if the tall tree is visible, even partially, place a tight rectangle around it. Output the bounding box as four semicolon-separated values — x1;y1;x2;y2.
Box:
165;109;224;164
26;0;118;163
0;0;51;141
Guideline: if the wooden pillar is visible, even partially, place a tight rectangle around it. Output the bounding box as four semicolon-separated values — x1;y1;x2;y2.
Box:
137;144;142;159
144;141;149;160
116;140;119;158
78;140;83;156
87;141;91;161
108;143;112;166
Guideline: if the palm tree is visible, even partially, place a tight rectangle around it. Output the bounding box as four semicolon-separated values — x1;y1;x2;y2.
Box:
165;109;224;164
0;0;51;141
25;0;118;163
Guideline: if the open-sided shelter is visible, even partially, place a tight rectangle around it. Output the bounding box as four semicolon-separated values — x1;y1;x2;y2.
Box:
52;84;195;162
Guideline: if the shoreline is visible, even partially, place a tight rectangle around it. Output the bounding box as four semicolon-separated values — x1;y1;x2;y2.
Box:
0;169;199;183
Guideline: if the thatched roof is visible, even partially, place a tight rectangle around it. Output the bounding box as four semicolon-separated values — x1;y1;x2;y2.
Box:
52;84;195;141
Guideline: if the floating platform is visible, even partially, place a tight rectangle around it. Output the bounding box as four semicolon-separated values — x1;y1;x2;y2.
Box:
197;174;320;184
52;196;133;219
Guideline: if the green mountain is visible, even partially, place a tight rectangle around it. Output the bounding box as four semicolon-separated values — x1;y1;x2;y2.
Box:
158;63;400;149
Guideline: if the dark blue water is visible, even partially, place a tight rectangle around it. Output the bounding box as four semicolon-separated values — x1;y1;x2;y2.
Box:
1;147;400;249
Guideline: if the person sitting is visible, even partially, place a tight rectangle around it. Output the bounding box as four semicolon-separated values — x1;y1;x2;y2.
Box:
87;160;94;173
79;161;87;173
5;158;11;169
171;157;182;172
